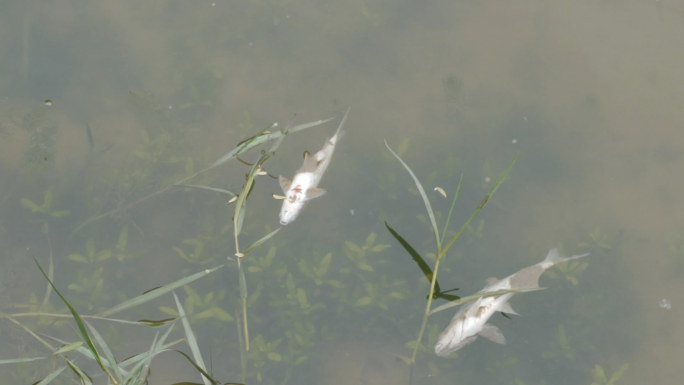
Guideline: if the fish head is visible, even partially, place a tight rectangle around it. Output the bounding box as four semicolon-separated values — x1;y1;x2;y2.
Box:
434;295;514;356
434;298;487;356
279;197;305;225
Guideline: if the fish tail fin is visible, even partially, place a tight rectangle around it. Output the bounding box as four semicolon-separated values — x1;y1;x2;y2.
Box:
544;248;590;264
333;107;351;138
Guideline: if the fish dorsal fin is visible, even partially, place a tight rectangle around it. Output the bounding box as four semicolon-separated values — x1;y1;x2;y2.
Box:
499;302;519;316
298;152;320;173
305;187;326;200
479;324;506;345
279;176;292;192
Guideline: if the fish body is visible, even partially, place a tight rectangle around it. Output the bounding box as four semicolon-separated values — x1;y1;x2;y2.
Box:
434;248;589;356
278;108;349;225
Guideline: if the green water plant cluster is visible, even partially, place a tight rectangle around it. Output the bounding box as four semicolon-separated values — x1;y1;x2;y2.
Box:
2;100;603;385
1;107;337;384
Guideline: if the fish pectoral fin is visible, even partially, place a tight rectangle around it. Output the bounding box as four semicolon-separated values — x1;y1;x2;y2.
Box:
479;324;506;345
279;176;292;192
499;302;519;316
305;187;326;200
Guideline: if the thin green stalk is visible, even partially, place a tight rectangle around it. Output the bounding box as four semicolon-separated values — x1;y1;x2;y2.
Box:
385;141;442;251
41;222;54;306
411;255;443;363
439;173;463;246
439;154;517;259
237;262;249;351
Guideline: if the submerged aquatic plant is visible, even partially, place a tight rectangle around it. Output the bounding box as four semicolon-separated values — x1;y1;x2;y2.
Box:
3;107;342;384
591;363;629;385
0;259;224;384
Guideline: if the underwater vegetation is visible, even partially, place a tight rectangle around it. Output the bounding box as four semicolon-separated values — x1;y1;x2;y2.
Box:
0;103;613;385
1;105;338;384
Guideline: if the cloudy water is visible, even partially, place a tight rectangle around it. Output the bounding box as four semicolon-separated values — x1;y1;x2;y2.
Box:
1;1;682;384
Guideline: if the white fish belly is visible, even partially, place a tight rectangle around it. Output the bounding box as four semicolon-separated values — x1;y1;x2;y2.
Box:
279;172;316;225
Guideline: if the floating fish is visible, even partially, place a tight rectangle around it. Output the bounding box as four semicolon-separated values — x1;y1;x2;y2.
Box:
278;108;349;225
434;248;589;356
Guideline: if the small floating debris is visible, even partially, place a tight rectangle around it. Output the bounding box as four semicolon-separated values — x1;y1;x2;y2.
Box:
659;298;672;311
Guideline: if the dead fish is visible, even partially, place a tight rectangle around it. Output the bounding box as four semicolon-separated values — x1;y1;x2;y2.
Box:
278;108;349;225
434;248;589;357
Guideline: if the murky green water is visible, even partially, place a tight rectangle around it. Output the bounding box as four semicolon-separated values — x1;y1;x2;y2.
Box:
1;1;683;384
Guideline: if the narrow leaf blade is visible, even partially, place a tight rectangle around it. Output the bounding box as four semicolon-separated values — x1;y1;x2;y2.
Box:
385;140;441;250
98;265;224;317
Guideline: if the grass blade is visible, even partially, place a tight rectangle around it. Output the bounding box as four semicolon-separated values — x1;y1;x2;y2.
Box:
210;123;279;168
237;264;250;352
439;173;463;246
385;221;439;289
210;117;333;169
385;221;460;301
65;357;93;385
233;151;272;244
54;341;83;354
98;265;224;317
33;258;114;382
120;336;183;378
120;323;175;383
0;356;46;364
174;292;212;385
385;140;441;250
35;366;66;385
242;228;281;256
174;184;237;197
171;349;220;384
3;314;55;351
86;320;124;381
439;154;518;259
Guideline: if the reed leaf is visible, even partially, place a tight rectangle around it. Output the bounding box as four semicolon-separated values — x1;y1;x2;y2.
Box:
2;314;55;352
121;336;164;384
210;117;333;169
0;356;46;364
33;258;114;382
233;151;272;243
98;265;224;317
174;184;237;197
174;292;213;385
120;334;182;383
385;140;441;251
54;341;83;355
171;349;219;384
440;173;463;246
439;154;517;259
243;228;281;256
86;320;124;381
385;221;439;290
35;366;67;385
65;357;93;385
